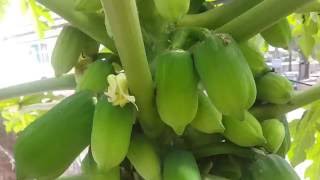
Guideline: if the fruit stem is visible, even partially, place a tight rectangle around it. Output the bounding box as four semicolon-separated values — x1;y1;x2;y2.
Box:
100;0;164;138
250;84;320;119
36;0;116;52
178;0;263;29
215;0;314;41
0;75;76;101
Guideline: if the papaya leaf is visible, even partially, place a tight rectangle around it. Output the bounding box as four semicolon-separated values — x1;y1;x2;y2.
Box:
298;31;315;58
21;0;54;38
0;98;21;110
288;102;320;167
289;119;299;140
2;108;45;133
1;93;64;133
305;132;320;180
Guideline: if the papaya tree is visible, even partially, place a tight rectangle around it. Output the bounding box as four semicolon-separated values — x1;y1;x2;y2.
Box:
1;0;320;179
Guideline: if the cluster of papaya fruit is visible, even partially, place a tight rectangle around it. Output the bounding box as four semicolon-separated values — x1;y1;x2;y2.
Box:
13;0;300;180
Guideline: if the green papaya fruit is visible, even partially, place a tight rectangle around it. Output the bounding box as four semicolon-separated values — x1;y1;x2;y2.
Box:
155;50;198;135
91;95;135;171
163;150;201;180
239;41;271;77
193;33;256;120
191;91;224;134
77;60;113;94
82;37;100;58
260;18;292;49
75;0;102;12
14;91;95;180
261;119;285;153
276;116;291;157
127;134;161;180
51;26;92;77
245;154;299;180
154;0;190;21
222;111;266;147
256;72;293;104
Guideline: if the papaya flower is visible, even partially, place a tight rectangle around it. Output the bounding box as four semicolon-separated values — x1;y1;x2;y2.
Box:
105;73;137;109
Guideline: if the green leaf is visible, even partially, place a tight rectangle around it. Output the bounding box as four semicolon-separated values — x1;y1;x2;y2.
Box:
1;93;64;133
21;0;54;38
288;102;320;167
2;108;44;133
298;30;315;58
305;132;320;180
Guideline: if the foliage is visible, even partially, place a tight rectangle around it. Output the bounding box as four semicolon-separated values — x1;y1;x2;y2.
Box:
20;0;54;38
288;101;320;179
0;92;64;133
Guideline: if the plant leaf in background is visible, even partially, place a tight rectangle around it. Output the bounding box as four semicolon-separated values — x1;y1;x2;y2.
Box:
20;0;54;38
288;101;320;167
0;0;9;20
305;132;320;180
0;92;64;133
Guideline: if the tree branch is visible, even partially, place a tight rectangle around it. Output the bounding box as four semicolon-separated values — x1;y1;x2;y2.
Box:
36;0;116;52
250;84;320;119
216;0;314;41
178;0;263;29
100;0;164;138
0;75;76;101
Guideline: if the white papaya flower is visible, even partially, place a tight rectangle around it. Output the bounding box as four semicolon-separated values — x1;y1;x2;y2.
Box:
105;73;137;109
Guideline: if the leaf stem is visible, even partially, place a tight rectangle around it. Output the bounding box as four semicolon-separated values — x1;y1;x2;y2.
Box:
36;0;116;52
100;0;164;137
178;0;263;29
250;84;320;119
216;0;314;41
0;75;76;101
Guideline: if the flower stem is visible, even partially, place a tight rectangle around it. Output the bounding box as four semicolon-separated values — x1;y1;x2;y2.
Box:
100;0;164;138
0;75;76;101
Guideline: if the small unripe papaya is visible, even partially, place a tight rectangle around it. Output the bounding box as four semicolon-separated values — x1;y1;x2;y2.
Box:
15;91;95;180
256;72;293;104
91;95;135;171
127;134;161;180
191;91;224;134
51;26;95;77
153;0;190;21
163;150;201;180
193;33;256;120
276;116;291;157
155;50;198;135
77;60;113;94
239;41;271;77
262;119;285;153
223;111;266;147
